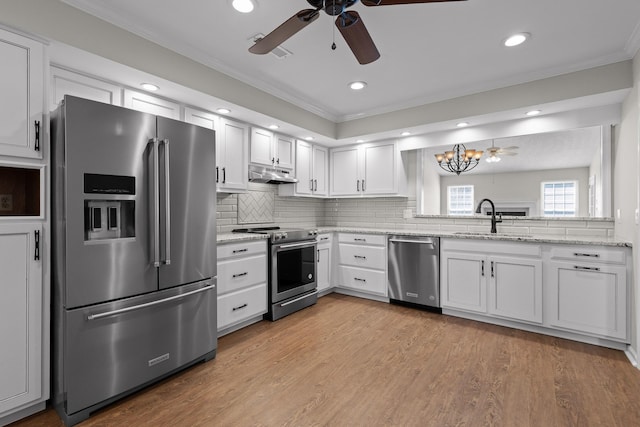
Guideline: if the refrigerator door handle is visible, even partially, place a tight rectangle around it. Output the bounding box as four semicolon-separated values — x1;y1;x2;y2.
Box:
162;139;171;265
150;138;161;267
86;284;215;320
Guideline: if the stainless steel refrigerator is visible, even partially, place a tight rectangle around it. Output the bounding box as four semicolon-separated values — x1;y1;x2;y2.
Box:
51;96;217;426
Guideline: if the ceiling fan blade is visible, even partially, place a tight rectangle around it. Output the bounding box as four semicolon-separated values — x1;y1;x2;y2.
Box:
249;9;319;54
336;11;380;65
362;0;466;6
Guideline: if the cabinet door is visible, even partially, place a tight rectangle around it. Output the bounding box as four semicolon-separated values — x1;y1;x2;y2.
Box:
184;107;219;131
488;256;542;324
317;244;332;292
330;147;360;196
123;89;181;120
362;142;396;194
250;127;274;167
275;134;295;170
0;29;44;159
548;261;627;340
219;118;249;192
294;140;313;195
441;252;487;313
0;224;43;414
51;66;122;110
313;145;328;196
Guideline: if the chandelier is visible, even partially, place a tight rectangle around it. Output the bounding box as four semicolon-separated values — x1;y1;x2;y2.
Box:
434;144;483;175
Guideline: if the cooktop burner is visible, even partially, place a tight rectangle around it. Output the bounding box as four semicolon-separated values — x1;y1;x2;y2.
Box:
232;226;318;243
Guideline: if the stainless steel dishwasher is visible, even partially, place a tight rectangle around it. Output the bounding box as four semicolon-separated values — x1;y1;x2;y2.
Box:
388;235;440;312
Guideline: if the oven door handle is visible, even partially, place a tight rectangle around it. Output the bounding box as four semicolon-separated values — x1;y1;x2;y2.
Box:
280;290;319;307
276;241;317;250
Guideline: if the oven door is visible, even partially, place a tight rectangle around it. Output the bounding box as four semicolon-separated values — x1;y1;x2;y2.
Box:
271;240;317;303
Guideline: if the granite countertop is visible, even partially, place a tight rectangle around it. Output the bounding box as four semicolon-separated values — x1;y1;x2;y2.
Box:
218;228;631;247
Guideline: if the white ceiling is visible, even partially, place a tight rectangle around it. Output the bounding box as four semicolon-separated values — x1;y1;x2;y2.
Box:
423;126;602;175
61;0;640;124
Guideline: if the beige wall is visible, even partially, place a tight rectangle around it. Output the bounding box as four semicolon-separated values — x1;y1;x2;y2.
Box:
616;50;639;355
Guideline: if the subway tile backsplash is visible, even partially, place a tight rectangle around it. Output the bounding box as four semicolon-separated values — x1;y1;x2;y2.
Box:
216;186;614;237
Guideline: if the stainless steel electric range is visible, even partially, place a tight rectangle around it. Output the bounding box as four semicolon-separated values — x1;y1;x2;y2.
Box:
233;227;318;320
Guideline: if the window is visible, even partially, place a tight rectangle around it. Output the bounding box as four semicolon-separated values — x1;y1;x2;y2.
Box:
447;185;474;215
542;181;577;217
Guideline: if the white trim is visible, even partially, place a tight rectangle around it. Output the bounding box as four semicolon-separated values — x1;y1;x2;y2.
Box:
625;346;638;367
624;20;640;58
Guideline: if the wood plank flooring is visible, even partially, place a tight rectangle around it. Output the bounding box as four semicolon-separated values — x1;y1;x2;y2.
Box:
13;293;640;426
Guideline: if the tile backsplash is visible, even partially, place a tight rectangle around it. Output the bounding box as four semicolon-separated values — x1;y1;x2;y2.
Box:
217;185;614;238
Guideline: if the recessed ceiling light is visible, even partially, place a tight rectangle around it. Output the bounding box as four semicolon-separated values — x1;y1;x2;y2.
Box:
216;108;231;114
504;33;530;47
305;136;314;141
456;122;469;128
141;83;159;91
401;131;411;137
268;124;279;130
356;139;365;143
349;81;367;90
526;109;541;116
232;0;255;13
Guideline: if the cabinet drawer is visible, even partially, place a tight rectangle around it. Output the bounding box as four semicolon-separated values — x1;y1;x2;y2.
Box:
217;240;266;260
317;233;333;244
218;254;267;295
338;266;387;296
338;244;386;269
218;283;267;330
549;246;626;264
338;233;385;246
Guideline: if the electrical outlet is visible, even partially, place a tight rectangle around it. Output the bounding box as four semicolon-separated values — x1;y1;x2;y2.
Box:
0;194;12;211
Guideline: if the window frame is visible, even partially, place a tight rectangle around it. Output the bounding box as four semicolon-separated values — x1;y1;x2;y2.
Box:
541;180;578;217
447;185;475;216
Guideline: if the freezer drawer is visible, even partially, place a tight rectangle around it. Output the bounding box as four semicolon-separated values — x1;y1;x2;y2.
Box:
57;280;216;419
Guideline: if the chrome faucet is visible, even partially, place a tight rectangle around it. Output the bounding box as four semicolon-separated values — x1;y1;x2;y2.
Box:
475;198;502;233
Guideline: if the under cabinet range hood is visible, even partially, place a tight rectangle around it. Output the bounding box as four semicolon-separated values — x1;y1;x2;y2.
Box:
248;164;297;184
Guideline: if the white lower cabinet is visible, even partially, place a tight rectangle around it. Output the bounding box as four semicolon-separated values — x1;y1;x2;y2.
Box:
316;233;333;293
547;246;628;341
441;239;543;325
217;240;267;334
0;224;46;422
336;233;387;298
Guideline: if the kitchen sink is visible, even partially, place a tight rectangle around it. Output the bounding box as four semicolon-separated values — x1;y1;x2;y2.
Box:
453;232;534;238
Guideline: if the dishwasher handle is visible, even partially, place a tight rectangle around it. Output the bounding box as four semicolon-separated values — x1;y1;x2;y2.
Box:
389;238;436;247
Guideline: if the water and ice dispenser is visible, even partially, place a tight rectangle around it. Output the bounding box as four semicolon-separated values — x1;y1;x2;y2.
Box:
83;173;135;241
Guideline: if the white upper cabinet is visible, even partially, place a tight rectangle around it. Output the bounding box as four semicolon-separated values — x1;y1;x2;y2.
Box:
50;66;122;110
123;89;181;120
330;141;404;197
250;127;295;170
218;118;249;193
186;109;248;193
0;28;44;159
280;140;328;198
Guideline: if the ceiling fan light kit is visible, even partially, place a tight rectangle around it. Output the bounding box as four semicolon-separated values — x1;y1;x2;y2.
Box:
434;143;483;175
248;0;466;64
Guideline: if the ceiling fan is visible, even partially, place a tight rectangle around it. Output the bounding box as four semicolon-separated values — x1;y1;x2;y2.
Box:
485;140;519;163
248;0;466;65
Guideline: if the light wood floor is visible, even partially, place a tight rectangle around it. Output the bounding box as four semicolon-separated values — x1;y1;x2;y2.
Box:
14;293;640;426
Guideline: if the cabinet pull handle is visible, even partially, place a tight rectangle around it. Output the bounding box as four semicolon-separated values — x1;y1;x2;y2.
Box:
222;167;226;183
34;230;40;261
232;272;248;278
491;261;494;278
317;249;320;262
574;252;600;258
310;179;314;190
314;179;317;191
277;158;280;165
232;248;248;254
272;157;275;164
574;265;601;271
354;255;367;260
354;277;366;283
216;166;219;183
232;303;248;311
354;238;366;242
362;179;366;191
481;260;484;276
357;180;360;192
34;120;41;151
320;237;329;241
